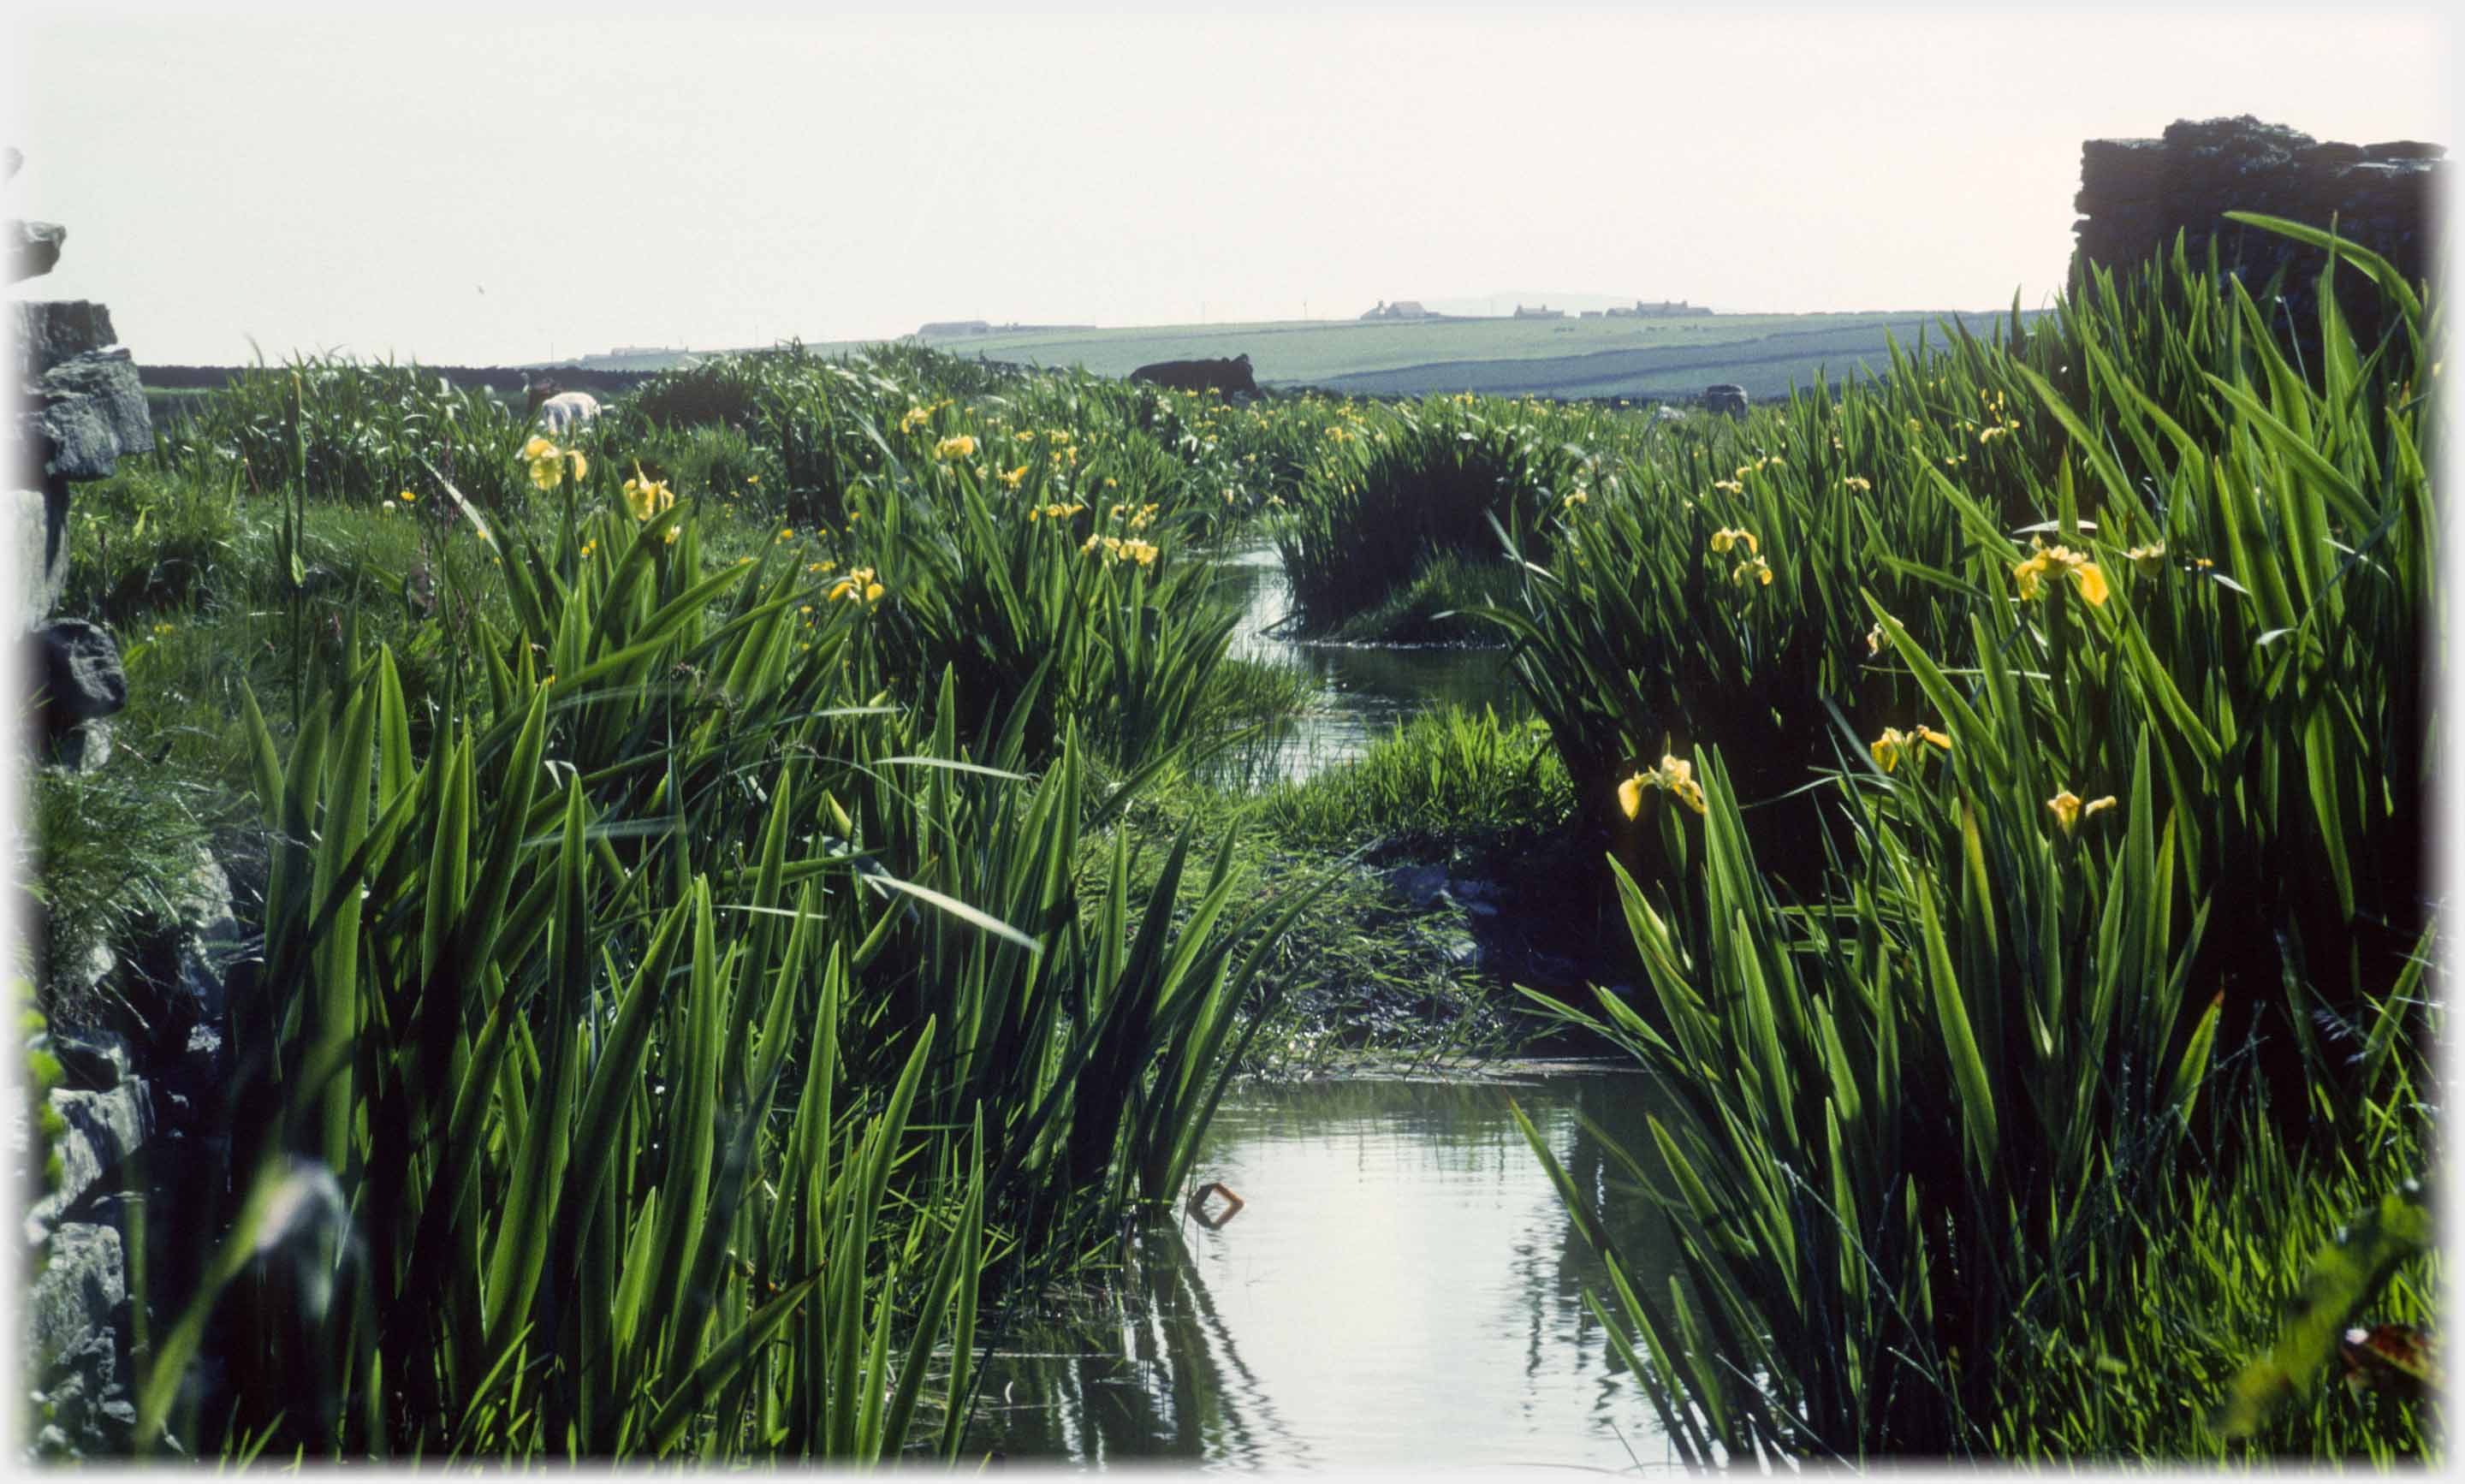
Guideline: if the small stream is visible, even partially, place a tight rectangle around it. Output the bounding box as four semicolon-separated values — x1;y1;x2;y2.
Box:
1208;544;1522;786
965;1071;1683;1471
956;550;1678;1469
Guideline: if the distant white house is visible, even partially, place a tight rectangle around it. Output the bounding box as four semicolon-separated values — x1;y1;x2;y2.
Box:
1512;304;1565;320
1359;300;1433;320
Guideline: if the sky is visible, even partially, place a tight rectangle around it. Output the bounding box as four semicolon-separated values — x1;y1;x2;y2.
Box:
4;6;2454;366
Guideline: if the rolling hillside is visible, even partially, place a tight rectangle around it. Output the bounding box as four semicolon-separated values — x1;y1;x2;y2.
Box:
888;309;2041;399
555;307;2046;401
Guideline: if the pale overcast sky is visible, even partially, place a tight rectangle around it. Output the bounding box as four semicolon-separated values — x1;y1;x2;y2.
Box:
4;7;2453;365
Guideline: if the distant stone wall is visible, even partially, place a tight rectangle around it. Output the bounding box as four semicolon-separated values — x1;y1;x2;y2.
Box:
141;362;662;398
2071;116;2443;348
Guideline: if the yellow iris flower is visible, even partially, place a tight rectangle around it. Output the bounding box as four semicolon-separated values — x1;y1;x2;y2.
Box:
826;567;885;604
523;436;587;490
2011;537;2109;607
1869;725;1953;774
2046;789;2118;836
622;465;675;523
1617;753;1708;819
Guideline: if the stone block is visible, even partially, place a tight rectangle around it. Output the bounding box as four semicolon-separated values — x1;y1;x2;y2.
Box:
9;218;64;282
13;479;70;627
35;348;153;480
28;1083;156;1240
32;617;128;725
2301;141;2367;168
15;300;120;377
27;1222;123;1370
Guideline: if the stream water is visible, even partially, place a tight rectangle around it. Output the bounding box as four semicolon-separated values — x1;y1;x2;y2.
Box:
952;555;1675;1469
1207;544;1521;785
965;1071;1683;1472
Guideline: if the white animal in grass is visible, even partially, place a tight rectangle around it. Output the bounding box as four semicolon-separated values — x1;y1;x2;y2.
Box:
526;379;602;436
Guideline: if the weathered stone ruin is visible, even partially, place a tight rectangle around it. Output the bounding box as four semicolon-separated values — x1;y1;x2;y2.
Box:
2071;116;2444;356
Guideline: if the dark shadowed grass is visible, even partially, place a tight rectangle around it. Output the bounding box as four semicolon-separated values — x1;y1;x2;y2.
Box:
1316;551;1521;645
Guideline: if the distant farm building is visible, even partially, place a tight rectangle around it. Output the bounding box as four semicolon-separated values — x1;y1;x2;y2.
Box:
1605;299;1714;318
1512;304;1565;319
1359;300;1433;320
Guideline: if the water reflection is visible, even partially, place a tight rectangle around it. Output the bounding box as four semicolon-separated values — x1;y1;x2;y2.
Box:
1206;545;1522;786
965;1071;1684;1472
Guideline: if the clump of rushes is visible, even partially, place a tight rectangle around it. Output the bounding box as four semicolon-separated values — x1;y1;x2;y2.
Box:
1271;393;1587;633
1253;705;1572;852
1512;221;2438;1462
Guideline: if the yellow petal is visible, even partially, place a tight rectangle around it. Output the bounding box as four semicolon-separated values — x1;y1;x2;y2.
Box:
1617;775;1646;821
2073;561;2109;606
2011;555;2046;601
2046;790;2082;836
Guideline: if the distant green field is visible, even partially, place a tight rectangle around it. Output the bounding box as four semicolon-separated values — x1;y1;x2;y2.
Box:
876;310;2042;400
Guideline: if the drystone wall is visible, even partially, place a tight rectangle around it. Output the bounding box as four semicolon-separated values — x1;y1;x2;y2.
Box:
2072;115;2443;353
12;149;241;1462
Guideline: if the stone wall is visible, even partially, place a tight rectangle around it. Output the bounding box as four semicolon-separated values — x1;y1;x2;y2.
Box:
2071;116;2443;353
9;149;233;1460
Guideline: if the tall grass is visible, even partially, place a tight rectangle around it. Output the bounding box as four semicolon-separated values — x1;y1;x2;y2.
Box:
1506;220;2437;1461
96;347;1330;1459
1271;394;1589;632
151;356;542;512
